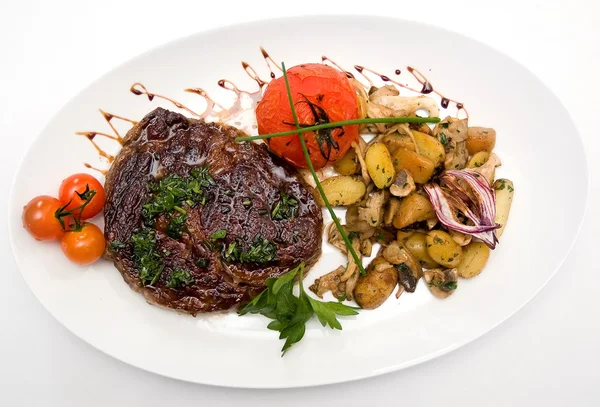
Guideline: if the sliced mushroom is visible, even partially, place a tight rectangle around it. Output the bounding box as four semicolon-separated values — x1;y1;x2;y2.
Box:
468;153;501;184
368;85;400;100
352;140;371;185
433;116;468;144
327;222;351;254
358;190;387;228
345;206;376;239
370;95;440;119
361;239;373;257
384;197;401;225
449;229;472;246
382;241;423;295
309;266;345;299
390;170;416;197
423;268;459;299
445;140;469;170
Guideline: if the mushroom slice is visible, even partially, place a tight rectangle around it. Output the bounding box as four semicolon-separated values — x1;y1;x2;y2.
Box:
449;229;472;246
368;85;400;100
310;266;345;299
327;222;352;254
445;140;469;170
384;198;401;226
468;153;501;184
352;140;371;185
358;190;387;228
382;241;423;294
345;206;376;239
361;239;373;257
370;95;440;118
390;170;416;198
423;268;459;299
433;116;468;144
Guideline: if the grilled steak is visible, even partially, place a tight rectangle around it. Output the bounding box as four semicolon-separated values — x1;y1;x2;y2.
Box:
104;107;322;314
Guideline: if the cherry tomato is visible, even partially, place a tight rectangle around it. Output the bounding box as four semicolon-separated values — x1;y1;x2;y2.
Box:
256;63;360;169
60;223;105;265
22;196;65;241
58;173;106;220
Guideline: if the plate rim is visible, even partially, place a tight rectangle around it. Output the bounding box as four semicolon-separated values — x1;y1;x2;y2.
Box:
7;14;591;388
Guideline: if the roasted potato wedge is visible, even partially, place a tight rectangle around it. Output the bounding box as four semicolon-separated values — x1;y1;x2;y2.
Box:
392;193;436;229
466;127;496;155
457;242;490;278
404;233;440;268
334;148;360;176
426;230;463;268
316;176;366;207
391;148;435;184
354;256;398;309
382;132;416;155
494;178;514;238
365;142;395;189
412;130;446;167
467;151;490;169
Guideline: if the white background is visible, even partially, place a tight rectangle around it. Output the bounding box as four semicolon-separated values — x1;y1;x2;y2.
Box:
0;0;598;405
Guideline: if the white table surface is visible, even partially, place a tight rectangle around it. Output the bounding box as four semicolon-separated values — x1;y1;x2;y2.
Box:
1;0;598;405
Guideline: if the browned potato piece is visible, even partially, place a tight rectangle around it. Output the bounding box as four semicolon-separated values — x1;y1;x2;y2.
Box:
404;233;440;268
392;193;436;229
412;130;446;167
365;142;395;189
391;148;435;184
334;148;360;175
426;230;463;268
494;179;515;238
457;242;490;278
467;151;490;169
466;127;496;155
316;176;366;206
354;256;398;309
396;229;415;242
382;132;415;155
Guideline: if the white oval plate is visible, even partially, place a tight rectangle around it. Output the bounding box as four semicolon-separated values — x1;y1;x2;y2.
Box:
8;15;588;388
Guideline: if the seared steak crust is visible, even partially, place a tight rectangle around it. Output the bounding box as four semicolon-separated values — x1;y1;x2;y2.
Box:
104;108;322;313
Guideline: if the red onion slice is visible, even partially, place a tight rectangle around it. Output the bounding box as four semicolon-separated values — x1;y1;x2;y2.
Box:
424;170;499;249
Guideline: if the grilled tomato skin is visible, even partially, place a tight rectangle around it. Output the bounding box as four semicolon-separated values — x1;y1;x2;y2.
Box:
256;63;360;169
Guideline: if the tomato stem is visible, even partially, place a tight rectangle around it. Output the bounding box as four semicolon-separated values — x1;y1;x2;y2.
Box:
280;62;366;276
235;116;441;142
54;185;97;232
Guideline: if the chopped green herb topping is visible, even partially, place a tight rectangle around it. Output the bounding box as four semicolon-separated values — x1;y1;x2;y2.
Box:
167;268;195;289
209;229;227;240
142;167;214;224
110;240;125;251
131;228;164;286
223;235;278;264
439;133;448;145
166;213;188;239
271;191;298;221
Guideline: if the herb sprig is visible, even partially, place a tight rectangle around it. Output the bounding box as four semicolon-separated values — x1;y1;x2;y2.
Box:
238;263;358;355
280;61;366;275
235;117;441;142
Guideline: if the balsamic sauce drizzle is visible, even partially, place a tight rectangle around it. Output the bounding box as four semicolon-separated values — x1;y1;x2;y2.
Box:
81;47;468;168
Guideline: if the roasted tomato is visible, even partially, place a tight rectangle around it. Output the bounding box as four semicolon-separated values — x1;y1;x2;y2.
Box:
58;173;106;220
60;223;105;265
22;196;65;241
256;63;360;169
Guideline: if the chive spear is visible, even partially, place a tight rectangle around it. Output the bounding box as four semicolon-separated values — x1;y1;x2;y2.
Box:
280;62;366;276
235;116;440;142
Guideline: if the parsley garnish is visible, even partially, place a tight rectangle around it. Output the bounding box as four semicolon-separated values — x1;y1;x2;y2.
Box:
223;235;278;264
130;228;164;286
271;191;298;220
239;263;358;355
348;231;361;240
439;133;448;145
166;213;188;239
443;281;457;291
167;268;195;289
110;240;125;251
142;167;214;224
209;229;227;240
